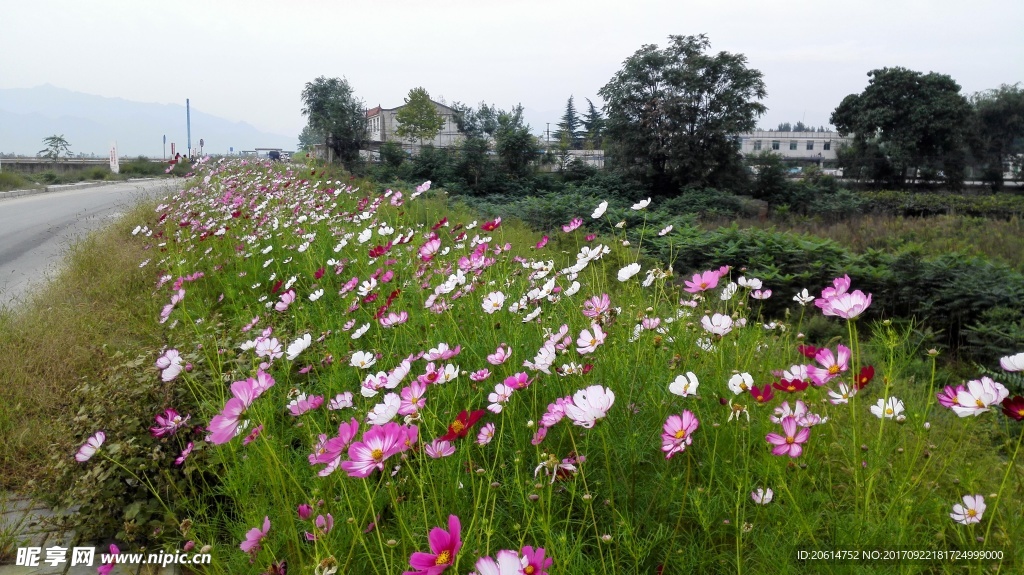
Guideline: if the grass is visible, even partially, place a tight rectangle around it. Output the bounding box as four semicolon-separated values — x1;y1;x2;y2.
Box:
0;171;37;192
718;213;1024;272
1;159;1022;574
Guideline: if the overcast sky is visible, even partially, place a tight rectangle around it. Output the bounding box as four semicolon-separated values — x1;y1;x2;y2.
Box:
2;0;1022;138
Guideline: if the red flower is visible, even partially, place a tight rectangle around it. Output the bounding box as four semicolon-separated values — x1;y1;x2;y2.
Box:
797;344;820;359
856;365;875;389
1001;396;1024;421
773;379;808;393
314;267;325;280
440;410;486;441
480;217;502;232
431;217;448;231
749;384;775;403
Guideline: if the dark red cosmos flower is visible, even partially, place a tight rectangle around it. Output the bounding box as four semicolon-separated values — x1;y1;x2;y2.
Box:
270;280;283;294
797;344;820;359
750;384;775;403
1001;396;1024;421
314;267;325;280
480;217;502;232
856;366;875;390
773;379;809;393
440;410;486;441
431;217;448;231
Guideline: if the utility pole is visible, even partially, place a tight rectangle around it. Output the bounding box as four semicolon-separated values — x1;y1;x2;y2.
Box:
186;99;192;158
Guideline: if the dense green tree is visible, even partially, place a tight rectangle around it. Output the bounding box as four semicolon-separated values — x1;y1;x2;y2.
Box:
38;134;71;161
300;76;367;167
598;34;767;194
297;125;324;152
379;141;407;169
555;96;582;149
582;98;605;149
776;122;792;132
395;87;445;145
494;105;537;178
969;84;1024;188
450;102;499;139
793;121;808;132
831;67;973;188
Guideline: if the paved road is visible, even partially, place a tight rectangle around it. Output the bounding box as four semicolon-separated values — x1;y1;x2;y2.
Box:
0;179;182;310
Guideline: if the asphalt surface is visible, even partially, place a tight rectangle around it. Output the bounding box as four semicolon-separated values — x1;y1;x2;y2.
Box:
0;179;182;310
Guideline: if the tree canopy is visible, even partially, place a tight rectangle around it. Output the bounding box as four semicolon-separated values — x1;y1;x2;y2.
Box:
555;96;582;149
831;67;973;188
582;98;605;149
598;34;766;194
300;76;367;167
395;87;445;145
38;134;71;161
969;83;1024;188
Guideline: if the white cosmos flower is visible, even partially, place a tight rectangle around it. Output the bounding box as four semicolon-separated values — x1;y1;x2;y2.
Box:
728;372;754;395
617;263;641;282
1000;352;1024;372
351;323;370;339
366;393;400;425
308;289;324;302
870;396;905;419
565;281;581;296
701;313;734;336
793;288;815;306
522;307;542;322
350;351;377;369
631;197;652;210
286;333;312;361
669;372;700;397
357;228;373;243
482;291;506;314
592;200;608;218
658;225;673;236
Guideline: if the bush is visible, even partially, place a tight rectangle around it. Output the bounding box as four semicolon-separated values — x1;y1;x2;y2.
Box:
85;166;109;180
0;171;33;191
121;157;167;177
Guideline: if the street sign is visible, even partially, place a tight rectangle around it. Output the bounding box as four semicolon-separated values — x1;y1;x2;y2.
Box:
109;144;120;174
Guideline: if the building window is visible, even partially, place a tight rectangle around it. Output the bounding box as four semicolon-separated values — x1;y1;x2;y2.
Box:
753;140;762;151
771;140;780;150
789;140;798;150
824;141;831;151
806;140;814;150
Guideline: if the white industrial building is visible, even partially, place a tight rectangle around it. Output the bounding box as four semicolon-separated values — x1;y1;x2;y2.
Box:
737;131;852;162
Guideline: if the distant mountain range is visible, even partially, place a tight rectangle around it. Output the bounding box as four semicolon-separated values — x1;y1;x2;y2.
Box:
0;85;295;157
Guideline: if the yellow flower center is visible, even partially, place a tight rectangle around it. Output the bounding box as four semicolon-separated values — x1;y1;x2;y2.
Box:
700;282;708;289
524;567;536;575
1017;408;1024;416
371;448;384;460
885;408;893;415
786;385;796;391
435;551;451;565
786;436;795;444
674;429;687;439
975;399;985;408
451;420;465;434
967;509;977;518
828;365;840;375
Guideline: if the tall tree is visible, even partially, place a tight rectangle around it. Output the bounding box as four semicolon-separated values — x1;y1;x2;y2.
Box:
395;87;446;145
38;134;71;161
969;84;1024;188
831;67;973;188
300;76;367;167
776;122;792;132
793;121;808;132
451;101;499;140
494;105;537;178
297;125;324;152
582;98;605;149
598;34;767;194
555;96;582;149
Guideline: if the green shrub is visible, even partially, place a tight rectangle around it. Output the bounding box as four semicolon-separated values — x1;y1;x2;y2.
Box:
0;171;34;191
121;157;167;177
85;166;109;180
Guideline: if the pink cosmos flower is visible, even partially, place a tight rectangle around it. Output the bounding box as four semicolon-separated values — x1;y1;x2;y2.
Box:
380;311;409;327
825;290;872;319
535;235;549;249
309;419;360;477
662;410;699;459
936;384;965;408
487;344;512;365
404;515;462;575
150;408;190;438
242;424;263;445
487;383;514;413
806;345;850;386
399;382;427;416
175;442;193;466
425;343;461;361
287;394;324;416
531;426;548;445
297;504;313;521
341;422;414;478
477;422;495;445
425;439;456;459
751;488;774;505
328;392;354;410
419;237;442;261
581;294;611;318
951;377;1009;417
701;313;733;336
75;431;105;462
950;494;985;525
684;270;721;293
305;513;334;541
520;546;553;575
254;337;283;360
540;396;572;427
274;289;296;312
576;324;607;354
470;369;491;382
97;544;119;575
564;385;615;428
765;415;811;457
504;372;532;390
208;374;275;445
156;349;184;382
240;516;270;555
562;217;583;233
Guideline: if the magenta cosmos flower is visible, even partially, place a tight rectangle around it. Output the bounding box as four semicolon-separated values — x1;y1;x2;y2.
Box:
520;546;553;575
806;345;850;386
564;385;615;428
150;408;190;438
240;516;270;555
341;422;415;478
404;515;462;575
662;410;699;459
208;373;276;445
684;270;721;293
97;544;119;575
765;416;811;457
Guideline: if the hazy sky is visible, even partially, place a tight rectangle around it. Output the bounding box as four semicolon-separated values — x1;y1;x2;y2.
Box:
2;0;1022;138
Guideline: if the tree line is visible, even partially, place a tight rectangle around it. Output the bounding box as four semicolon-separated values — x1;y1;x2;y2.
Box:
298;34;1024;194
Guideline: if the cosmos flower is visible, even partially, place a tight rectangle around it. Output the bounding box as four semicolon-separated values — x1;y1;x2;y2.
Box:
240;516;270;555
669;372;700;397
75;431;106;462
617;263;641;282
701;313;733;336
870;397;905;419
950;495;985;525
765;416;811;457
592;201;608;219
661;410;699;459
404;515;462;575
564;385;615;428
751;488;774;505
